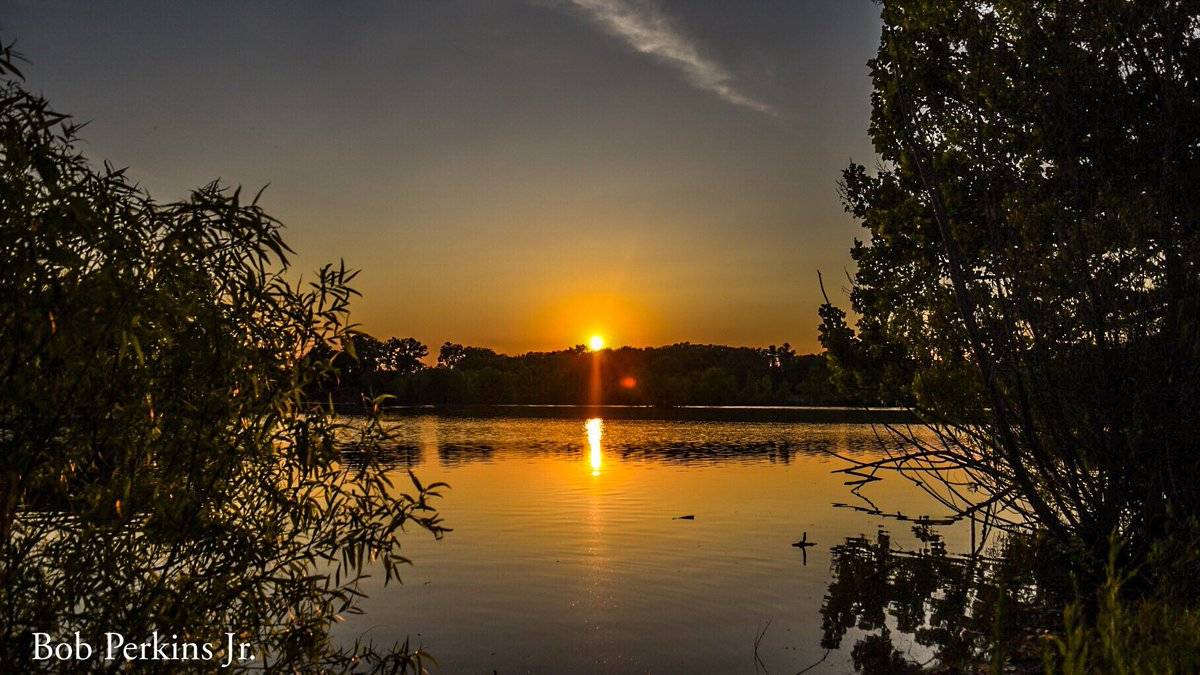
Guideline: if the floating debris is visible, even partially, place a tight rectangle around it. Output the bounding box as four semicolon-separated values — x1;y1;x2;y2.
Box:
792;531;816;548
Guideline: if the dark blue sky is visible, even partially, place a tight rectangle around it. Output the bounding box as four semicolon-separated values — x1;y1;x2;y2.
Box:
3;1;882;352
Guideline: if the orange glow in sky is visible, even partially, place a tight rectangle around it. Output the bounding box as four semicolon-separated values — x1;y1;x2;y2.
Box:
13;4;886;357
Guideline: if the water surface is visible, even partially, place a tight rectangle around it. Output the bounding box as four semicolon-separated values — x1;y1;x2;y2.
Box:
338;415;969;673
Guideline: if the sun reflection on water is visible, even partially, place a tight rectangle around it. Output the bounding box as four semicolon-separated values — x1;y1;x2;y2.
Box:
585;417;603;476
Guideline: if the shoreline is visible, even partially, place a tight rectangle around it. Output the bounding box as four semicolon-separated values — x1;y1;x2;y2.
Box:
356;404;921;424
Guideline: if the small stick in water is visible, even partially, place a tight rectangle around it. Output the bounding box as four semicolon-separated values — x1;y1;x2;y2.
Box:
792;531;816;547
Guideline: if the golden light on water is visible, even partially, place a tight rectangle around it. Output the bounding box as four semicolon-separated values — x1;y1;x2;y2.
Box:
585;417;603;476
588;334;605;351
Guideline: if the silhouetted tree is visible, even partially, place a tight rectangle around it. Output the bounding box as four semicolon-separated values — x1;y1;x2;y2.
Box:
822;1;1200;575
0;43;443;672
437;341;466;369
380;337;428;374
344;333;387;377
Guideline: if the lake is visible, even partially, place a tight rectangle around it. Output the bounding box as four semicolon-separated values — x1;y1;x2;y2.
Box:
336;413;975;673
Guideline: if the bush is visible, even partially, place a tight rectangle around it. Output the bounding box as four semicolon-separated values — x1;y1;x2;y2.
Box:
0;42;445;672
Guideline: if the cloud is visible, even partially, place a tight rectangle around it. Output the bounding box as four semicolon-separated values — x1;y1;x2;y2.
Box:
566;0;777;116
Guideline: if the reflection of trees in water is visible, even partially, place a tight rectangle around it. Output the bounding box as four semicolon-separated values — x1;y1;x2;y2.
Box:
341;443;426;469
353;438;821;467
438;444;496;467
615;440;802;464
363;418;921;468
819;527;1071;673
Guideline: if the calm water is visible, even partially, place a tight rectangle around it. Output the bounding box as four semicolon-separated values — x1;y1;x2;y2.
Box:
336;415;969;673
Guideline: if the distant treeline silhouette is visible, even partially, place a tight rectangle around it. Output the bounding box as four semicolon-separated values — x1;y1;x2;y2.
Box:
311;336;886;407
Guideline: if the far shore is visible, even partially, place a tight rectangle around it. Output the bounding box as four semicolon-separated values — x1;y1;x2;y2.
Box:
335;403;921;424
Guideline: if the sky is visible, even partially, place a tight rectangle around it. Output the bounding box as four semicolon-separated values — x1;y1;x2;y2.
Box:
2;1;882;354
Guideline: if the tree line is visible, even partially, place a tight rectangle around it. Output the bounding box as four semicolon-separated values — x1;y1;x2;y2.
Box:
311;336;884;407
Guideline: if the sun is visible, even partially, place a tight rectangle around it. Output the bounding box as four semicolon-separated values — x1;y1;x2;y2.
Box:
588;334;605;351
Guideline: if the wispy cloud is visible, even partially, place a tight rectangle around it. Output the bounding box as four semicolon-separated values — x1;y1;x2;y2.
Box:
566;0;777;116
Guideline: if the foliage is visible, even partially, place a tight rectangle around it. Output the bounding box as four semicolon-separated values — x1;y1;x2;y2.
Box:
0;42;445;672
435;341;466;370
1048;586;1200;675
323;335;430;381
316;338;847;407
1047;536;1200;675
818;280;914;407
822;0;1200;575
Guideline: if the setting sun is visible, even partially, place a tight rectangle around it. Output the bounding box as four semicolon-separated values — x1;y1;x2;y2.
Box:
588;334;605;351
